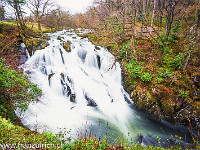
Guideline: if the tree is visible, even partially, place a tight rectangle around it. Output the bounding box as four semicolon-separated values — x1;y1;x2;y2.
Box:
0;0;6;21
164;0;181;38
151;0;156;29
0;6;5;21
5;0;26;36
42;6;74;31
197;8;200;27
27;0;54;30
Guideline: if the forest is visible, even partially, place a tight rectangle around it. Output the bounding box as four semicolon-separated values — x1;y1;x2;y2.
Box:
0;0;200;149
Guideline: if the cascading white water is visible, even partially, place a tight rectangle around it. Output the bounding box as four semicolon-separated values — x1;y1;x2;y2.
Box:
17;29;135;140
17;29;194;145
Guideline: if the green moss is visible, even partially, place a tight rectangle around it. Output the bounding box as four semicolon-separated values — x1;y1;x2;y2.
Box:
0;116;61;149
63;40;71;52
146;91;155;102
24;36;49;55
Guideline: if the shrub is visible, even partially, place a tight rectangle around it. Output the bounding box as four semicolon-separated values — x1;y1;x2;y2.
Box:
119;42;131;60
125;59;143;78
163;53;184;70
159;68;174;78
173;53;184;70
141;72;152;82
0;58;42;115
178;90;189;98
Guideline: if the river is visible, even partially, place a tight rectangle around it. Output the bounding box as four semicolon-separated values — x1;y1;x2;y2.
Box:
16;29;195;147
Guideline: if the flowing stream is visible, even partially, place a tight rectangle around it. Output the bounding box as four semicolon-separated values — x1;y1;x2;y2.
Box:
17;29;194;146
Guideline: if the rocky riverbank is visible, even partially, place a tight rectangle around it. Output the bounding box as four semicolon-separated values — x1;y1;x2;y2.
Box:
0;22;50;67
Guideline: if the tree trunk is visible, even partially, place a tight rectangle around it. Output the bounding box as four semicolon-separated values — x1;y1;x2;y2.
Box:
197;9;200;27
15;11;21;37
143;0;146;17
134;9;137;25
151;0;156;28
0;6;5;21
18;5;25;27
166;19;172;38
13;0;23;30
37;18;41;30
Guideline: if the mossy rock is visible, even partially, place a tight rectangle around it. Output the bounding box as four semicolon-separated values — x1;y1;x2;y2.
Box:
131;90;155;109
41;42;49;49
42;34;50;40
161;98;175;119
95;45;101;50
131;88;164;119
63;40;71;52
24;37;49;56
57;36;64;41
174;101;200;129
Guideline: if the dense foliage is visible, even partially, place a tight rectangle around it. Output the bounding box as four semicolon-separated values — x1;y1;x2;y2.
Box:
0;58;42;121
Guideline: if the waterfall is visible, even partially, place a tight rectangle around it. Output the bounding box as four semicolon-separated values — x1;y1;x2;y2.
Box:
17;30;134;140
16;30;194;146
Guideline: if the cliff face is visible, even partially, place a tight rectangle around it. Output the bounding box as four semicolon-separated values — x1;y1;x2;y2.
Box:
129;84;200;129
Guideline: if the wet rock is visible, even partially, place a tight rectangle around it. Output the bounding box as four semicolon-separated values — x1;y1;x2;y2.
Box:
96;54;101;69
124;94;131;104
95;45;101;50
192;74;200;96
70;106;75;109
57;36;62;40
62;81;72;97
41;42;49;49
67;76;72;84
60;73;76;103
61;81;73;98
48;73;55;85
66;85;72;97
60;73;65;82
24;37;49;56
85;95;97;107
106;46;112;50
87;100;97;107
70;94;76;103
63;40;71;52
59;48;65;64
131;89;163;119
